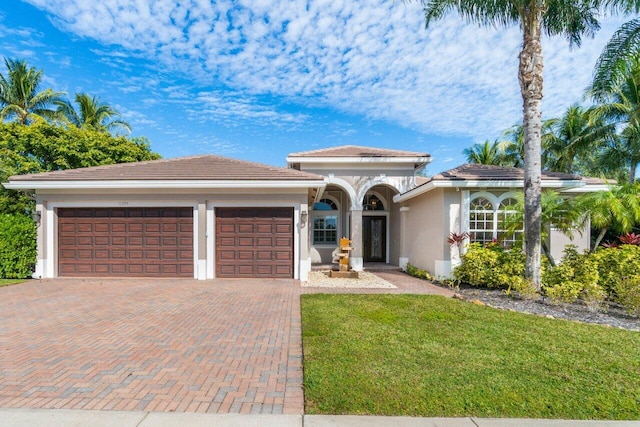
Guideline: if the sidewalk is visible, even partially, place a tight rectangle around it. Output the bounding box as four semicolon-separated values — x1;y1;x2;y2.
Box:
0;408;638;427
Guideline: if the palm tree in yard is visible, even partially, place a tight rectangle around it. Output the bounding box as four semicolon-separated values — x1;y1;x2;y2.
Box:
578;183;640;249
591;56;640;183
56;92;130;134
408;0;640;288
0;58;65;125
543;104;612;174
463;139;508;165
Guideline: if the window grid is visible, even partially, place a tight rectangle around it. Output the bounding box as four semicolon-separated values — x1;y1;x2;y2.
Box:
469;196;521;248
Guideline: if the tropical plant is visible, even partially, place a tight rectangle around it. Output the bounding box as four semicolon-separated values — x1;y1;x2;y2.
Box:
463;140;509;165
543;105;613;174
0;58;65;125
504;190;586;265
577;183;640;250
0;121;160;215
409;0;639;288
56;92;130;134
592;18;640;96
590;56;640;183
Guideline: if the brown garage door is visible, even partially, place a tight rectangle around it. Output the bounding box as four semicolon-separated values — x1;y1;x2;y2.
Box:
58;207;193;277
216;207;293;278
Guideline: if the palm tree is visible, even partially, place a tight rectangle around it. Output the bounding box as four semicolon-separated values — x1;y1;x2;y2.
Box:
56;93;130;134
410;0;638;288
501;120;556;168
543;105;612;174
505;190;586;266
592;18;640;96
463;139;507;165
578;183;640;249
0;58;65;125
590;56;640;183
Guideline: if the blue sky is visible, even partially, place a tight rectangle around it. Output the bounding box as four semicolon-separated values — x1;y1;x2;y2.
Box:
0;1;630;173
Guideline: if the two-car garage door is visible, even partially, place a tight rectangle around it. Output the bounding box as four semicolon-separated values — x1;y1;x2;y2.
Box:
58;208;194;277
57;207;294;278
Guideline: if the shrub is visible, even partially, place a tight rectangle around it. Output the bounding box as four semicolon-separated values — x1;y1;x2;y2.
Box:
0;213;36;279
454;243;526;289
615;276;640;315
405;263;435;281
591;245;640;313
453;243;502;287
542;246;604;307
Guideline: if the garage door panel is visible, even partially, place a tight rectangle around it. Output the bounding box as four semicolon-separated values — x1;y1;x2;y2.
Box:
215;207;293;278
238;237;254;246
58;207;193;277
217;250;236;260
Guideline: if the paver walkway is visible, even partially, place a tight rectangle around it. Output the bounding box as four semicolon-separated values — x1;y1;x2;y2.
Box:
0;278;302;415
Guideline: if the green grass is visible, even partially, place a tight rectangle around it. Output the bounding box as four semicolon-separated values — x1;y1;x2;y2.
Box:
302;294;640;419
0;279;25;287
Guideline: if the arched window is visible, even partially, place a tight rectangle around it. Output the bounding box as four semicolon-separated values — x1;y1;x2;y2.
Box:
313;198;338;245
363;194;384;211
469;197;494;245
497;198;520;248
468;194;521;248
313;199;338;210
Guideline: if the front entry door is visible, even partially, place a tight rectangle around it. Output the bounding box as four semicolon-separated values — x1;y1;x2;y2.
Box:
363;216;386;262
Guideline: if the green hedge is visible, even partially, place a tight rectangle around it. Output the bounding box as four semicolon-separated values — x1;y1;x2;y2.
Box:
454;243;640;314
0;214;36;279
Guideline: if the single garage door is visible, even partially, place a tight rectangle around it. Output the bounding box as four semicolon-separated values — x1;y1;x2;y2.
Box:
216;207;293;278
58;207;194;277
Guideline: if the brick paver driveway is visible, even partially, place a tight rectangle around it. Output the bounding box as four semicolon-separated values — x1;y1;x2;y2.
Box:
0;279;302;414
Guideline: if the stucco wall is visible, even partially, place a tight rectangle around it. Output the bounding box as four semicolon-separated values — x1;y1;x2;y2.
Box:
549;221;591;263
403;188;446;275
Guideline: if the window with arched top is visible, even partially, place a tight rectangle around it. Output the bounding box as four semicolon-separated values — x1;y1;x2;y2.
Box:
497;198;521;247
313;199;338;211
363;194;385;211
312;198;339;245
469;194;521;248
469;197;494;245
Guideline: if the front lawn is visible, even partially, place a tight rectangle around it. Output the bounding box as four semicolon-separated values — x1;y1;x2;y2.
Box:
0;279;25;287
302;294;640;419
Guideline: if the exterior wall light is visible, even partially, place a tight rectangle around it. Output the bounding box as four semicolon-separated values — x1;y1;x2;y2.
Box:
31;210;42;226
300;211;308;227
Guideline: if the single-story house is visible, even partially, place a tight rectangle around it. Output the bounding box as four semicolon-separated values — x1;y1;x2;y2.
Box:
3;145;607;281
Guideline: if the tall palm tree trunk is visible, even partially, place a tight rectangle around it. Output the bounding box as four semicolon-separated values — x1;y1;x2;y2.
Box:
519;15;544;288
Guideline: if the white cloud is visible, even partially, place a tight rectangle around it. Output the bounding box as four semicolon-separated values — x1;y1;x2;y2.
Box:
22;0;629;140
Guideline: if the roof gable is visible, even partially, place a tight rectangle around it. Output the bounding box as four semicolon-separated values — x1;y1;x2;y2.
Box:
288;145;430;158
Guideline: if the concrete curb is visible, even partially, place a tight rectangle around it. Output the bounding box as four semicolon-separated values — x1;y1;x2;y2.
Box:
0;408;639;427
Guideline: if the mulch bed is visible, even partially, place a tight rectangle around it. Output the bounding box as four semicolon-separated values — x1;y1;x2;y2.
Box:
449;284;640;331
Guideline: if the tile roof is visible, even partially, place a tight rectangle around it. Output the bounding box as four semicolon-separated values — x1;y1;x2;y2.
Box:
8;155;325;182
288;145;430;158
429;164;582;182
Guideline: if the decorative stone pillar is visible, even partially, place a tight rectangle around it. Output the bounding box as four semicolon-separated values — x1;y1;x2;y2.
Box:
350;209;363;271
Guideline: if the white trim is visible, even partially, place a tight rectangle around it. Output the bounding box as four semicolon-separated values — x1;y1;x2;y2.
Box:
46;208;55;278
206;207;215;279
357;177;405;204
4;179;326;191
393;179;585;203
47;201;199;279
323;176;357;208
286;156;431;165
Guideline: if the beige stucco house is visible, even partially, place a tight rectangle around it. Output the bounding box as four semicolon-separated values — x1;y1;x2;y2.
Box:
4;145;606;281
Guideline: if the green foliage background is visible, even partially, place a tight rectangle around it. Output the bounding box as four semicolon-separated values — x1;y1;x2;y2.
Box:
0;121;160;277
0;214;36;278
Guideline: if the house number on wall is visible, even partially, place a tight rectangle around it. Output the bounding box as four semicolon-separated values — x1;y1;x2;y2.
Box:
117;201;129;206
